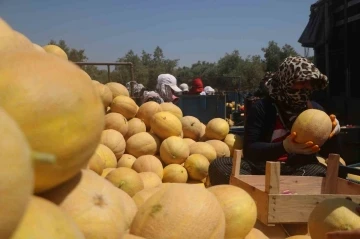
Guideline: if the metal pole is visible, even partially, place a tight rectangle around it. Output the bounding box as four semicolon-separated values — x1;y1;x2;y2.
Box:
107;65;110;83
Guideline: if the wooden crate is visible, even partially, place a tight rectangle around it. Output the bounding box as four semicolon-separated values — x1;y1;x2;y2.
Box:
229;150;360;226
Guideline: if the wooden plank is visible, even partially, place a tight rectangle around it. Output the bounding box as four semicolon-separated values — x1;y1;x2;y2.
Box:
336;177;360;195
236;175;323;194
267;194;360;224
322;154;340;194
231;150;242;177
265;162;280;194
229;176;270;224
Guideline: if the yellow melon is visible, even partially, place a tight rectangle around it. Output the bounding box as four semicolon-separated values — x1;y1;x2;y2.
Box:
93;81;113;108
189;142;217;163
348;167;360;181
150;111;183;139
308;198;360;239
162;164;188;183
11;196;84;239
317;156;327;166
104;112;129;136
160;136;190;165
199;123;208;141
106;82;130;98
87;152;106;175
180;116;203;141
138;172;162;189
183;138;196;147
291;109;332;146
105;167;144;197
125;118;147;140
42;45;68;60
224;133;243;156
92;144;117;168
136;101;162;130
184;154;210;181
0;51;104;193
208;185;257;239
117;154;137;168
132;186;164;208
40;170;129;239
205;118;230;140
206;140;231;158
244;228;269;239
111;95;139;120
123;234;146;239
101;167;115;177
160;102;183;119
130;183;226;239
0;107;33;239
132;155;164;179
100;129;126;159
126;132;160;157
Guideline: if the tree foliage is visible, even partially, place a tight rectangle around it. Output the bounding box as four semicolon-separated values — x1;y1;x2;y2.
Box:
47;40;306;92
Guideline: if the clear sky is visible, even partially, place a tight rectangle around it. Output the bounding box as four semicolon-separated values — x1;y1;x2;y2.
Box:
0;0;315;66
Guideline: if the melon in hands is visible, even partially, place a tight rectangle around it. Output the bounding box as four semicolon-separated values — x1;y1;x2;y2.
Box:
291;109;332;147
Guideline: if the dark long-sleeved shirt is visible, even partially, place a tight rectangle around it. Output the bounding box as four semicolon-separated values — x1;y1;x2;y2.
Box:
243;97;340;169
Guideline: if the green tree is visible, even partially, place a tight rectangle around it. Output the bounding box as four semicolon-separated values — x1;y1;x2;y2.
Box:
261;41;299;72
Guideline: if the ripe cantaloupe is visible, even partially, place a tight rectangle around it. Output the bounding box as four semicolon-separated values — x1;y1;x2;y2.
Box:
123;234;146;239
100;129;126;159
87;153;105;175
189;142;217;163
160;102;183;119
43;45;68;60
224;133;243;157
138;172;162;189
308;198;360;239
208;185;257;239
101;167;115;177
126;132;160;157
117;154;137;168
183;138;196;147
125;118;146;140
91;144;117;168
40;170;129;239
11;196;85;239
160;136;190;165
162;164;188;183
244;228;269;239
132;186;165;208
106;82;129;98
199;123;207;141
33;43;46;53
206;140;231;158
104;112;129;136
132;155;164;179
105;167;144;197
181;116;203;141
150;111;183;139
254;220;288;239
0;107;33;239
111;95;138;120
0;51;105;193
205;118;230;140
93;81;113;108
291;109;332;147
136;101;162;129
130;183;226;239
184;154;210;181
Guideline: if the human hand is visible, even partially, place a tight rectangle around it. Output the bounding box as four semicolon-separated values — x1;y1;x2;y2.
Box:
329;114;340;139
283;132;320;155
326;207;360;239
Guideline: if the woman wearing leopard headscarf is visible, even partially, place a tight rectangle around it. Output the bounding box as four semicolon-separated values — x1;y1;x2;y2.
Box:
209;56;341;185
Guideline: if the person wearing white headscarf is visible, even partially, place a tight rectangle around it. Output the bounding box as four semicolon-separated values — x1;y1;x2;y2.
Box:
204;86;215;95
179;83;189;94
155;74;182;103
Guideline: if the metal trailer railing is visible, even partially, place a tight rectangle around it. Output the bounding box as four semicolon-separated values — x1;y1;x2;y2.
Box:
75;62;135;83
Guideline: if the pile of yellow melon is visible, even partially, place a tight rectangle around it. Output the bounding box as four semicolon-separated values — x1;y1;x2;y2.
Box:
2;18;360;239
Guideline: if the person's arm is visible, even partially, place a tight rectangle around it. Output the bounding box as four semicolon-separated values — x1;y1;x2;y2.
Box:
243;100;287;162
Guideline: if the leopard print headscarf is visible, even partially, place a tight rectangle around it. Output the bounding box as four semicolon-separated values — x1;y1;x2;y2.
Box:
265;56;328;129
